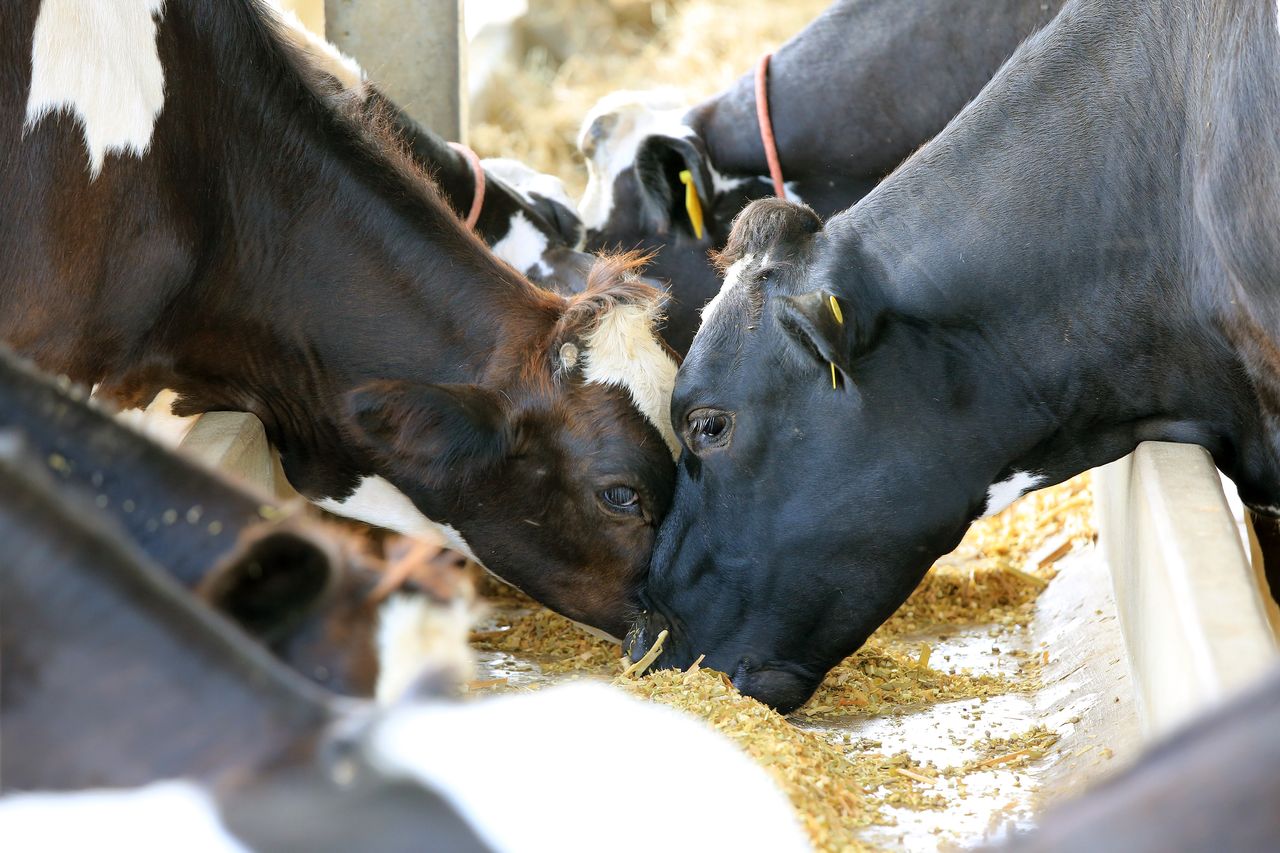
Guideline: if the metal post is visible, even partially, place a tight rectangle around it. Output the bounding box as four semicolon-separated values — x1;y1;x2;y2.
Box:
325;0;466;142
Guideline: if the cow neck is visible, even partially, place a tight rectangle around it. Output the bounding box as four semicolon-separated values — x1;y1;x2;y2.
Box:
95;1;563;498
689;0;1064;214
827;0;1280;507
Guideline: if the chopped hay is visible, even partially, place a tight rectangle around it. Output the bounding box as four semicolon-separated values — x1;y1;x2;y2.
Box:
471;474;1095;851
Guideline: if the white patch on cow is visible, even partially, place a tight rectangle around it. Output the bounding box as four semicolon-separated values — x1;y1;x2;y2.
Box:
491;212;552;278
365;682;809;853
318;474;442;539
111;388;197;448
481;157;578;215
375;594;476;704
581;300;681;457
262;0;365;91
699;252;755;331
982;471;1046;517
317;475;481;563
709;164;750;196
577;89;693;231
0;780;248;852
436;522;478;563
25;0;168;178
783;181;805;205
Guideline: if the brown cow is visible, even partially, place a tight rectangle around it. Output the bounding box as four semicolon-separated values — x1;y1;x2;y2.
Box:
0;0;679;639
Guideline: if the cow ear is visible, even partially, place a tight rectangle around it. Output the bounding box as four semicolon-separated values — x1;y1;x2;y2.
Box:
777;290;883;382
343;381;511;482
634;134;714;239
199;527;336;642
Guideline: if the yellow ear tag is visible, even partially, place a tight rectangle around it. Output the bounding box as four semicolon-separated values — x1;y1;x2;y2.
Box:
829;294;843;389
679;169;705;240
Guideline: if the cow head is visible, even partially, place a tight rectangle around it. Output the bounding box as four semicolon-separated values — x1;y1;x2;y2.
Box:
343;256;679;640
629;199;1015;711
198;520;473;700
577;91;776;353
478;157;598;292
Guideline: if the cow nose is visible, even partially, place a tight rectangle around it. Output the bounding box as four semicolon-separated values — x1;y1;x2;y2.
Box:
624;611;671;664
730;663;818;715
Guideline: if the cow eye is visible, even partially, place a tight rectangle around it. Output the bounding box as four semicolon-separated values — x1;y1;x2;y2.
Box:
600;485;641;515
685;409;734;453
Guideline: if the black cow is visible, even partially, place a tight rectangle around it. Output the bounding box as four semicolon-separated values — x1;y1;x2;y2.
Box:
1;0;679;639
578;0;1064;353
629;0;1280;711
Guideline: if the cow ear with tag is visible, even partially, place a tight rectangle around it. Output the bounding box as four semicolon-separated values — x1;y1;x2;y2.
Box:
777;290;883;386
343;381;511;484
198;525;337;642
634;134;714;240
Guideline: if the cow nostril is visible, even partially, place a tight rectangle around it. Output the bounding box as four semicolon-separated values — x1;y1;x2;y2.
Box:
624;617;647;661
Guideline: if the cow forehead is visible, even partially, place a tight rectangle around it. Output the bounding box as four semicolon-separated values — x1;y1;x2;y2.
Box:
577;89;693;231
580;299;681;458
25;0;168;178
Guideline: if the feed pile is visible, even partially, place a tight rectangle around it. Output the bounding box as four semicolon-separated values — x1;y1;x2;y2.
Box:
472;475;1095;851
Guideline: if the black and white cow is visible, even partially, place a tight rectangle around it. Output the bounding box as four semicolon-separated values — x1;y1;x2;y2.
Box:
629;0;1280;711
272;1;592;288
578;0;1063;353
0;454;805;851
0;348;472;699
1;0;679;639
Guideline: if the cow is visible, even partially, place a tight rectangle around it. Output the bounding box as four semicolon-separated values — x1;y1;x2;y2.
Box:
577;0;1064;354
0;348;471;698
627;0;1280;711
271;3;592;288
990;667;1280;852
1;0;680;640
0;452;805;852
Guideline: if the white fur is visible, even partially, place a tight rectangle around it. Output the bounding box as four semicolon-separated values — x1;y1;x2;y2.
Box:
982;470;1046;517
0;781;247;853
112;388;197;448
316;476;480;564
577;89;693;231
582;301;681;456
436;522;478;563
262;0;364;91
375;595;476;704
25;0;168;178
365;682;809;853
491;212;552;278
699;252;755;330
481;157;578;218
709;164;750;196
318;475;442;538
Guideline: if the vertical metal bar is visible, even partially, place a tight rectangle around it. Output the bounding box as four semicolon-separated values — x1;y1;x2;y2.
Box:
325;0;466;142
